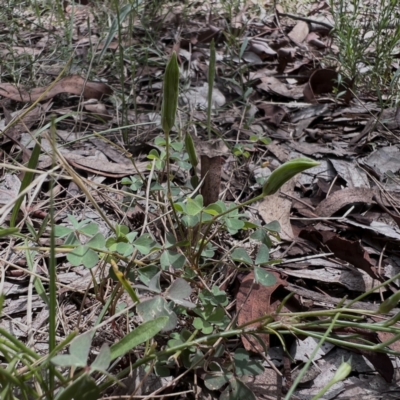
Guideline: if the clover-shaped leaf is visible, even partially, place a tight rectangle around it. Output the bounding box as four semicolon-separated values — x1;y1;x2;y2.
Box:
234;348;264;376
254;267;277;286
231;248;252;265
136;296;177;332
52;332;91;368
255;244;269;265
160;250;185;270
67;246;99;269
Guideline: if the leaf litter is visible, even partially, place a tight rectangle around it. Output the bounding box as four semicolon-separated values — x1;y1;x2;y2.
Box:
1;0;400;399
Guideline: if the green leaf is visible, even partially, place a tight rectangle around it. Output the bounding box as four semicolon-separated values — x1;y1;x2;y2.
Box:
87;233;106;249
148;272;161;293
262;158;320;196
379;291;400;313
234;348;264;376
109;242;134;257
55;374;100;400
10;138;41;227
220;378;256;400
207;306;226;324
64;232;80;246
136;297;177;332
67;214;80;228
115;224;129;236
239;37;249;59
160;250;185;270
232;248;253;265
51;354;85;368
98;3;138;61
204;371;233;391
199;286;228;307
80;223;98;236
52;332;91;367
90;344;110;372
110;317;168;361
112;261;140;304
193;317;213;334
185;132;198;168
204;203;223;216
54;226;73;238
138;265;159;286
161;52;179;134
186;195;204;216
254;267;277;286
0;227;20;238
148;149;160;160
67;246;99;269
166;278;192;301
264;221;280;232
71;332;91;360
255;244;269;265
133;235;160;255
225;218;245;234
250;228;272;247
182;214;200;227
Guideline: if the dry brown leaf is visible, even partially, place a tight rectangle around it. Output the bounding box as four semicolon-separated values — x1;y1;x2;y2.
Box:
258;180;295;241
236;271;287;352
257;103;287;127
288;21;309;44
258;77;305;100
0;75;113;102
200;155;222;206
299;228;380;280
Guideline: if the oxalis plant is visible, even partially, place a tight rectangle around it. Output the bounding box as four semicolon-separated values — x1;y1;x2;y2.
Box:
2;53;400;400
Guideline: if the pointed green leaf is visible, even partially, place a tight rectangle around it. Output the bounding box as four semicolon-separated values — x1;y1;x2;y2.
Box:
136;297;177;332
91;343;110;372
0;227;20;238
185;132;198;167
10;138;41;227
98;3;137;61
70;332;92;361
161;52;179;134
51;354;85;368
55;374;100;400
110;317;168;361
262;158;319;196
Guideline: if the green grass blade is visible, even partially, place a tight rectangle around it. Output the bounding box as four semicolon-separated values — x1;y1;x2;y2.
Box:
0;227;19;238
25;244;49;307
10;139;41;227
98;2;142;61
48;117;57;397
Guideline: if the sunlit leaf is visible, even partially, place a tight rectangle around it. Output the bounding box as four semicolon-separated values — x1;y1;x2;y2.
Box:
110;317;168;360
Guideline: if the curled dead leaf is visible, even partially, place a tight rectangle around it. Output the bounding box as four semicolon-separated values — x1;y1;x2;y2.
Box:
0;75;113;103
